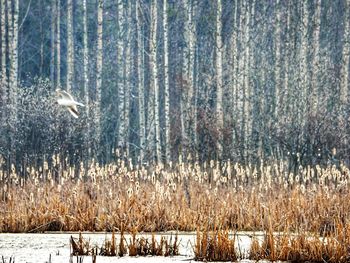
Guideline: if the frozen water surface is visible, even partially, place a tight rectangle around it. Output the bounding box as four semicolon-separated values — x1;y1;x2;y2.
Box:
0;232;270;263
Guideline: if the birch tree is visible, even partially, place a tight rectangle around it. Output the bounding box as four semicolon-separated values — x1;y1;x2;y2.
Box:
137;0;145;163
163;0;171;163
150;0;161;163
243;1;253;160
117;0;125;149
83;0;90;155
299;1;309;127
50;0;56;84
340;0;350;105
310;0;321;113
180;0;192;155
230;0;238;154
56;0;61;87
340;0;350;150
0;0;6;133
66;0;74;92
183;0;196;155
1;0;7;97
283;1;291;118
235;0;246;159
216;0;223;159
95;0;103;147
123;1;131;157
274;0;282;120
6;0;19;160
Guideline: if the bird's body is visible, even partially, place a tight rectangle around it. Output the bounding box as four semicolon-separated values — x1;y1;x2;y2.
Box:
56;89;85;118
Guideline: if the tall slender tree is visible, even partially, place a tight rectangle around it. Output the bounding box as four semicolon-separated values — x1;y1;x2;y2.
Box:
299;0;309;127
163;0;171;163
243;1;253;160
117;0;125;149
1;0;7;97
56;0;61;88
123;1;131;156
311;0;321;113
274;0;282;120
66;0;74;92
216;0;223;159
137;0;145;163
183;0;196;155
95;0;104;150
340;0;350;105
82;0;90;157
50;0;56;85
150;0;161;163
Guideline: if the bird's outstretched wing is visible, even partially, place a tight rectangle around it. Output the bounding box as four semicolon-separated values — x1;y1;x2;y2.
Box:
56;89;84;118
58;90;74;101
68;105;79;118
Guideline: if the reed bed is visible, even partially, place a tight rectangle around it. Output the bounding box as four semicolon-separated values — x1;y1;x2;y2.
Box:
0;154;350;235
248;224;350;262
194;229;238;261
70;230;179;257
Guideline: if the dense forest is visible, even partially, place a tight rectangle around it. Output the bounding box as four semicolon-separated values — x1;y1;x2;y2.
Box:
0;0;349;170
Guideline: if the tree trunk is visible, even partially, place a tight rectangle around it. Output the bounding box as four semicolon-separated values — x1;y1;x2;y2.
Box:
95;0;103;150
299;1;309;127
117;0;125;150
123;1;131;157
237;0;245;160
56;0;61;88
150;0;161;163
1;0;7;98
230;0;238;157
66;0;74;92
39;0;44;76
137;0;145;163
82;0;90;157
311;0;321;113
183;0;196;156
163;0;170;163
340;0;349;105
50;0;56;85
216;0;223;159
274;0;281;121
243;1;252;161
8;0;19;161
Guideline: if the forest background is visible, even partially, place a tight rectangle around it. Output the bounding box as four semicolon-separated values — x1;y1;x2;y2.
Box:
0;0;349;173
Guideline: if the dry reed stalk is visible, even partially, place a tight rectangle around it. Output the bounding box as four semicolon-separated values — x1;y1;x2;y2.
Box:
194;229;238;261
2;159;350;235
70;232;92;256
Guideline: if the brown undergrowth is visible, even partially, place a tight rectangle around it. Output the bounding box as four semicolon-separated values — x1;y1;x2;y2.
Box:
248;223;350;262
70;230;179;257
194;223;350;262
1;155;350;234
194;228;238;261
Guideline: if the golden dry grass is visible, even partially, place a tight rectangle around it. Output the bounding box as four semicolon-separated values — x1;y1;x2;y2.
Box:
248;224;350;262
194;229;237;261
0;155;350;235
70;230;179;257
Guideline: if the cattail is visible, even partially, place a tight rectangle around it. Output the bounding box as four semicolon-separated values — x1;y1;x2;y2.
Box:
127;187;133;198
151;172;156;185
210;160;214;168
29;192;34;203
117;198;122;209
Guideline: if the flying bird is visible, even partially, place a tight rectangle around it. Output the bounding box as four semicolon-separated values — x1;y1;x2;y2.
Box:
56;89;85;118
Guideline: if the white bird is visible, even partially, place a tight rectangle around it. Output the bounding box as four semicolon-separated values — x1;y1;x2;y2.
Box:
56;89;85;118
